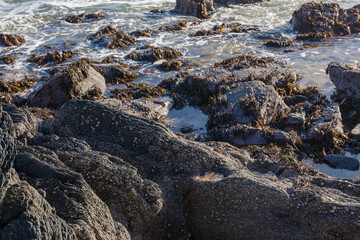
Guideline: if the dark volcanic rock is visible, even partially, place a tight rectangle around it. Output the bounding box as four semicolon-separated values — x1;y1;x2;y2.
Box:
65;13;105;23
89;26;136;49
126;45;182;62
0;33;25;47
291;2;360;36
0;181;78;240
324;154;360;171
28;59;106;109
175;0;214;19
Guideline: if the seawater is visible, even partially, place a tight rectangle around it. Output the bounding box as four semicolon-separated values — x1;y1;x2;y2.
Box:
0;0;359;96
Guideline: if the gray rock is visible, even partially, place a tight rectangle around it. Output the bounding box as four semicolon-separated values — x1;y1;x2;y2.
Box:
351;124;360;140
28;59;106;109
1;104;37;143
41;137;163;234
0;181;77;240
327;62;360;99
324;154;360;171
14;146;124;240
287;112;305;126
175;0;214;19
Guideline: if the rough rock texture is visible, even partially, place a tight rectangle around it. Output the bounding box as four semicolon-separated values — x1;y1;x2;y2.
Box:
175;0;214;19
14;145;127;240
0;181;78;240
324;154;359;171
28;59;106;109
291;3;360;36
0;33;25;47
327;62;360;99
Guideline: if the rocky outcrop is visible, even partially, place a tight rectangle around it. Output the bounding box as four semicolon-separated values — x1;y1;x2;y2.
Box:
175;0;214;19
0;182;78;240
0;33;25;47
291;3;360;37
28;59;106;109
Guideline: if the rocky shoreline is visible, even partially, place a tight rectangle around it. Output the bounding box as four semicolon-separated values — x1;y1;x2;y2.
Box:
1;1;360;240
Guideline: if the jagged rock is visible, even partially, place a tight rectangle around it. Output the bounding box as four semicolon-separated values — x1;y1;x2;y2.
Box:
175;0;214;19
28;59;106;109
14;145;125;240
89;26;136;49
1;104;37;143
0;33;25;47
291;3;360;36
65;13;105;23
40;137;163;233
324;154;359;171
327;62;360;99
126;45;182;63
0;181;78;240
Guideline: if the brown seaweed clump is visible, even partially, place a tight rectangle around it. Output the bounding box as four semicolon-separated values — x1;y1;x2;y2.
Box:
0;56;16;64
93;64;139;84
65;13;105;23
28;50;74;65
214;55;275;70
159;21;187;32
296;32;333;41
0;33;25;47
157;61;183;72
89;26;136;49
265;40;294;48
126;45;182;62
0;77;36;94
110;83;166;102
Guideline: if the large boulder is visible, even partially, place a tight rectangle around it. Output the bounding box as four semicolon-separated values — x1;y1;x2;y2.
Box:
327;62;360;99
175;0;214;19
28;59;106;109
0;182;77;240
291;3;360;36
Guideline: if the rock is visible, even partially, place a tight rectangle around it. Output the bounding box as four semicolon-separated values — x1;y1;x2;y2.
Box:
28;59;106;109
40;137;163;233
291;2;360;36
159;21;188;32
0;56;15;64
0;181;78;240
89;26;136;49
14;145;124;240
109;83;166;102
287;112;305;126
28;50;73;65
1;104;37;143
265;39;294;47
126;45;182;63
351;124;360;140
130;29;153;38
175;0;214;19
92;63;139;84
214;0;264;4
327;62;360;99
157;60;183;72
0;33;25;47
296;32;333;41
324;154;360;171
65;13;105;23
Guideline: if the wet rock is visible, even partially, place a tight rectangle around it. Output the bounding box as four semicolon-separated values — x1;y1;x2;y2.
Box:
0;33;25;47
130;29;153;38
0;181;78;240
265;39;294;47
89;26;136;49
92;63;139;84
175;0;214;19
287;112;305;126
15;145;124;240
0;56;15;64
327;62;360;99
324;154;360;171
296;32;333;41
351;124;360;140
291;2;360;36
65;13;105;23
28;50;74;65
189;23;258;36
159;21;188;32
157;60;183;72
28;59;106;109
109;83;166;102
126;45;182;62
214;0;264;4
